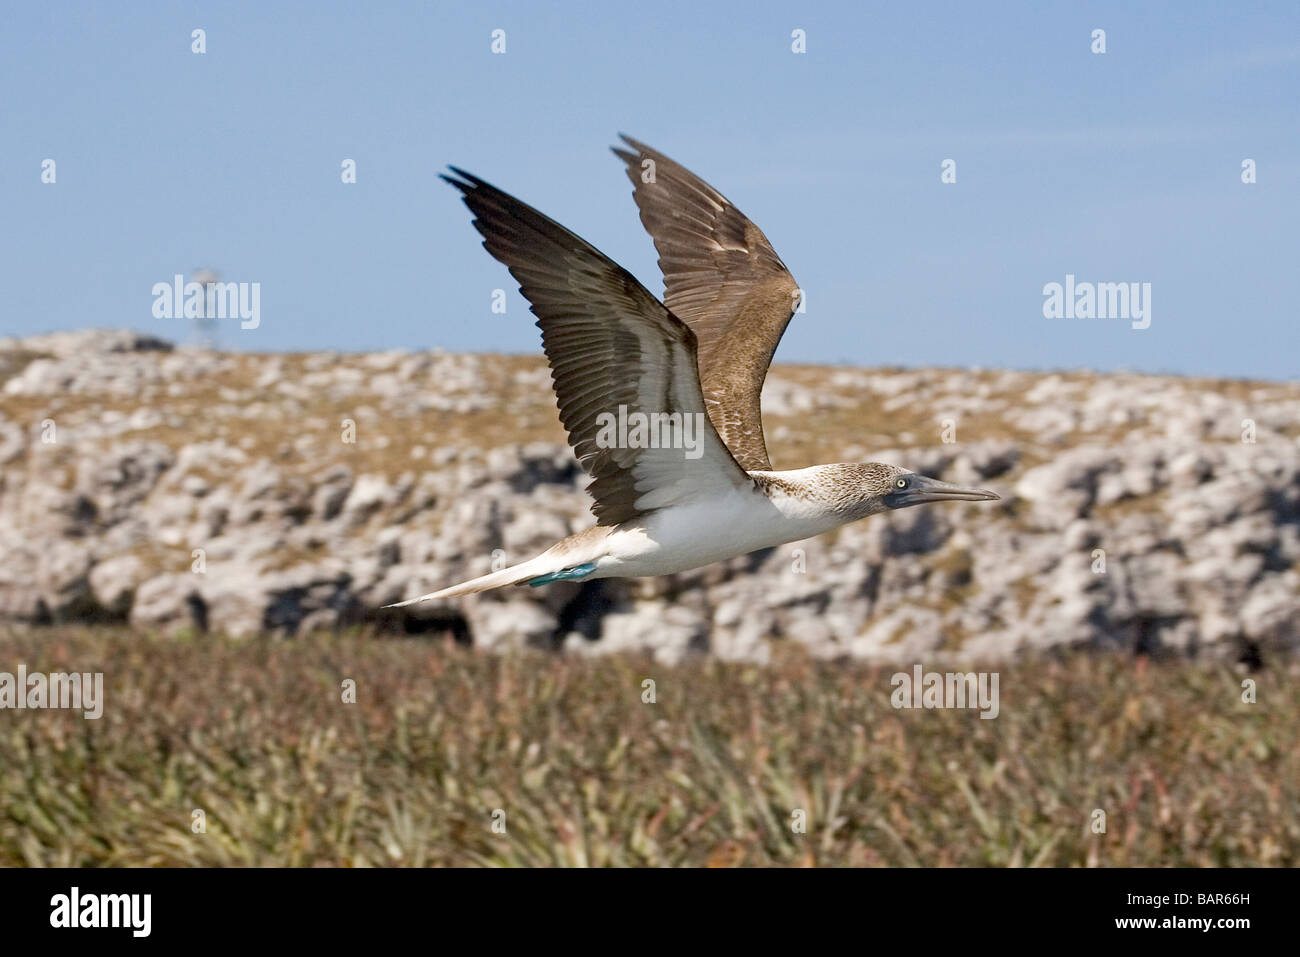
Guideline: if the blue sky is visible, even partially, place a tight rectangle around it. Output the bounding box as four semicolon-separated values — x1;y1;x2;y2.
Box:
2;1;1297;379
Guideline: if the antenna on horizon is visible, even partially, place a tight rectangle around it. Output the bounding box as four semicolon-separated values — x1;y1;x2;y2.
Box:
191;268;220;349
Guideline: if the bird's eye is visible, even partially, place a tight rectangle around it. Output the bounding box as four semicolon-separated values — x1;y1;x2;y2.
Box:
895;477;908;489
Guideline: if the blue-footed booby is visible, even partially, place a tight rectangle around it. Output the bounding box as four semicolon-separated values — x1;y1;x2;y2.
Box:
386;136;998;607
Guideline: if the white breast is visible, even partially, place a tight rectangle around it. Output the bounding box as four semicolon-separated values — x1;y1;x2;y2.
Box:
594;481;845;578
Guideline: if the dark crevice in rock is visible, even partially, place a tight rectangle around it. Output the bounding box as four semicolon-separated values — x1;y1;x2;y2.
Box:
1131;615;1184;657
368;606;472;644
187;593;209;633
553;580;618;647
1237;641;1264;672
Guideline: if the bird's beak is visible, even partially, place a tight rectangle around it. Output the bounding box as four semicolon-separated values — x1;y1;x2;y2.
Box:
883;474;1001;509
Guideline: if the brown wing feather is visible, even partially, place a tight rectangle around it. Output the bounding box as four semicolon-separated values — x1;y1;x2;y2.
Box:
442;167;752;526
612;135;800;471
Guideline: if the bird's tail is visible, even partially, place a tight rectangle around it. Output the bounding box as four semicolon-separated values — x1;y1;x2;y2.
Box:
383;527;613;608
383;558;548;607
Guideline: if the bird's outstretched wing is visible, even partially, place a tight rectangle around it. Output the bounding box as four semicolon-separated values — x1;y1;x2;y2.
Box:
442;168;752;526
611;135;801;471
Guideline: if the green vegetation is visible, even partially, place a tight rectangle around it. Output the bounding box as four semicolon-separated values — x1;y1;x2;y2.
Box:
0;627;1294;866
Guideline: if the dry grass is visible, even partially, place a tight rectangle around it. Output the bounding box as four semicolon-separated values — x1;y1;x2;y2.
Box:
0;626;1294;867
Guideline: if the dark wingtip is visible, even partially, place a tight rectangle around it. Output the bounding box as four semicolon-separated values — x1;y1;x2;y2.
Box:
439;173;468;194
611;134;637;161
612;135;652;180
440;166;472;188
619;133;655;157
443;166;499;196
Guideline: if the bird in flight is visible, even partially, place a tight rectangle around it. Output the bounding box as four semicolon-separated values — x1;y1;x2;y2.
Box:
387;136;998;607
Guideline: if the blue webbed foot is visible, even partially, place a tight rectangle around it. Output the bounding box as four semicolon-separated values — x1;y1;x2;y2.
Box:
527;562;598;587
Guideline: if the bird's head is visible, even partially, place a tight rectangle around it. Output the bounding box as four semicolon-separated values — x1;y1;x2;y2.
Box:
873;464;1000;510
809;463;1000;520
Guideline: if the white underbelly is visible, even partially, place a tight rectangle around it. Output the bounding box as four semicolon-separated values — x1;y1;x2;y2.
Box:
594;488;834;578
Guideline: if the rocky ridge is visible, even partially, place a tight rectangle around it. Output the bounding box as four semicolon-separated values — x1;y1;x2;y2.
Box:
1;329;1297;664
